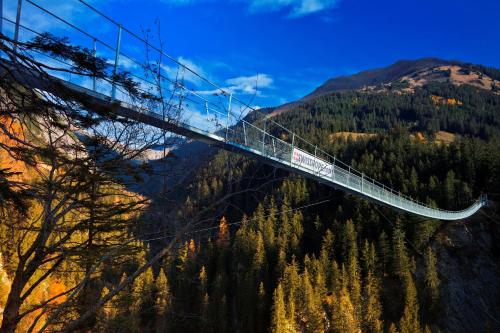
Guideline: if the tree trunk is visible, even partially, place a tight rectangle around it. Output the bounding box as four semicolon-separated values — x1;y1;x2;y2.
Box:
1;269;25;333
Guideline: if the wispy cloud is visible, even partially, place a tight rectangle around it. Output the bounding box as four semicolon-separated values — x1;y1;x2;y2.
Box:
195;73;273;96
161;56;207;86
226;74;273;94
159;0;339;18
246;0;339;17
106;57;140;70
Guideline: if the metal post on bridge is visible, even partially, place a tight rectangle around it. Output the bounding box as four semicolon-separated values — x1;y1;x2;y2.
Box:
13;0;23;55
347;166;351;187
332;156;336;181
243;121;247;145
261;117;266;155
314;146;318;174
290;132;295;166
361;173;364;192
111;24;123;100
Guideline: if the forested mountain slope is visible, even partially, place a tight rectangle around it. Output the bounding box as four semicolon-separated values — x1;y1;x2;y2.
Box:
272;58;500;116
133;76;500;332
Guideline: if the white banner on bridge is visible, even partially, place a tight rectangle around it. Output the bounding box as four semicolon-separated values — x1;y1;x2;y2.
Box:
291;147;333;177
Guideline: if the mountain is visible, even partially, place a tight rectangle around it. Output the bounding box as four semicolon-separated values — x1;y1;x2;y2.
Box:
306;57;456;98
271;58;500;116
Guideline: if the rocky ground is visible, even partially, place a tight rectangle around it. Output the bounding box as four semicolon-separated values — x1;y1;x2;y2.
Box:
434;203;500;332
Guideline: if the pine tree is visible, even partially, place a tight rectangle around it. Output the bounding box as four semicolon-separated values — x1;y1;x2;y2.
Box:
424;247;440;320
283;259;300;328
252;232;266;278
277;198;292;254
199;266;208;294
290;211;303;255
133;267;155;330
330;260;341;294
155;268;169;332
362;271;383;333
271;283;289;333
330;286;360;333
263;198;277;250
320;229;335;279
342;219;357;260
218;216;230;247
392;225;411;279
361;240;377;275
301;268;324;332
399;274;421;333
344;220;361;319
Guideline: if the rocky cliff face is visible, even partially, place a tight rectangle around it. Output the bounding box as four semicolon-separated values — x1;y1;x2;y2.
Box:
434;207;500;332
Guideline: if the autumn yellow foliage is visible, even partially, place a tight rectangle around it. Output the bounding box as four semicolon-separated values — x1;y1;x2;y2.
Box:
431;95;463;106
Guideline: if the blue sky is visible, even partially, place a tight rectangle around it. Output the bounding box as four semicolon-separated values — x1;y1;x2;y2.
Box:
4;0;500;109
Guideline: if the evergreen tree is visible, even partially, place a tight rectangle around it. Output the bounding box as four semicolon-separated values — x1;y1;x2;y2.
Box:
399;274;421;333
392;225;411;279
361;240;377;275
330;260;342;294
301;268;324;332
290;211;304;255
362;271;383;333
330;286;360;333
218;216;230;248
283;259;300;329
155;268;169;332
344;220;361;319
423;247;440;320
320;229;335;279
271;283;290;333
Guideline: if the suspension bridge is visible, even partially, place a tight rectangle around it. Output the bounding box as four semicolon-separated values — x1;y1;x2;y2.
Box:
0;0;487;220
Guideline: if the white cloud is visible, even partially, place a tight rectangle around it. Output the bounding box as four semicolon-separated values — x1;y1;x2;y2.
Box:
161;56;206;86
289;0;338;17
194;74;273;96
106;57;139;70
158;0;339;17
226;74;273;94
247;0;339;17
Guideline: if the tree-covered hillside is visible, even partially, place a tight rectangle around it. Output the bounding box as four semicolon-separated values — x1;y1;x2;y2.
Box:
122;82;500;332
